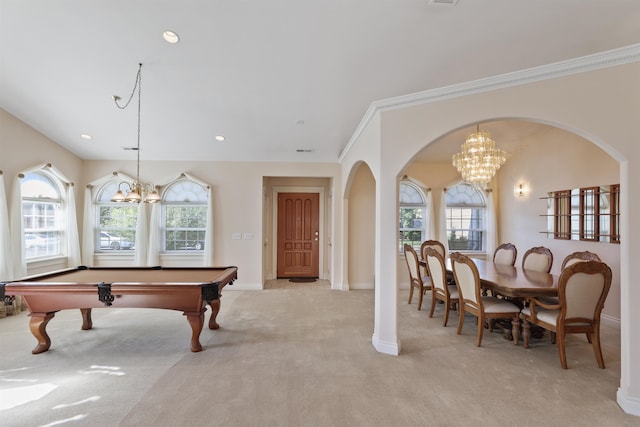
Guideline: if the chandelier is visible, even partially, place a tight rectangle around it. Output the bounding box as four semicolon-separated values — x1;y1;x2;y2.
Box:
452;125;507;188
111;63;160;203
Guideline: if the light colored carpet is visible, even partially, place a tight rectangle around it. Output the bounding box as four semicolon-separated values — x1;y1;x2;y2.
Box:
0;281;635;427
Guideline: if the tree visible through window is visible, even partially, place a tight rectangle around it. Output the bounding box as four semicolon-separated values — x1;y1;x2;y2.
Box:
21;172;63;259
163;179;208;251
445;183;485;252
399;181;426;252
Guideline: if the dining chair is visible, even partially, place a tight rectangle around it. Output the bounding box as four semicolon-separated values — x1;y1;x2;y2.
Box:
522;246;553;273
450;252;521;346
424;247;459;326
404;244;431;310
493;243;517;266
420;240;446;277
520;260;612;369
561;251;601;270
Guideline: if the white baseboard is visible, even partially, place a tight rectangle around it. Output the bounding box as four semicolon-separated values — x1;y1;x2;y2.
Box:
601;313;621;328
617;389;640;416
372;334;400;356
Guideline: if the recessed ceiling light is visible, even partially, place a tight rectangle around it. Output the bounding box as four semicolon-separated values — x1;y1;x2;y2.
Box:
215;135;225;142
80;134;92;140
162;30;180;44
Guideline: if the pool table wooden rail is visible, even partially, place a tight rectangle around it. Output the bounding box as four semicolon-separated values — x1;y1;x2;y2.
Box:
1;266;237;354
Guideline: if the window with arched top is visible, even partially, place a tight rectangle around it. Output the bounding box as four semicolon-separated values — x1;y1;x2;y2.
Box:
21;172;63;259
445;182;486;252
162;179;208;251
94;181;137;251
399;181;427;252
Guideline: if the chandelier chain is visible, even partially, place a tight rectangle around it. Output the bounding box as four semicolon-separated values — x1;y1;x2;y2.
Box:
113;63;142;110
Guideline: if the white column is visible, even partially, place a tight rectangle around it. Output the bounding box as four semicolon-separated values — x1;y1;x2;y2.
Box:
617;160;640;415
371;172;400;355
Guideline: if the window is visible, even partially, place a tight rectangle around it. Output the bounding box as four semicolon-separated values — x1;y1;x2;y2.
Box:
21;172;63;259
544;184;619;243
445;183;485;252
162;179;208;252
399;181;426;252
95;181;137;251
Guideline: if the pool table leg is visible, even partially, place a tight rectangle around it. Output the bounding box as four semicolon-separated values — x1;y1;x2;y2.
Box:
80;308;93;330
29;312;55;354
184;310;205;352
208;299;221;330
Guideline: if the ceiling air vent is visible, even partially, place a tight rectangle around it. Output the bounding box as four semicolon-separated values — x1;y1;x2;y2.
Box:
296;148;314;153
429;0;458;5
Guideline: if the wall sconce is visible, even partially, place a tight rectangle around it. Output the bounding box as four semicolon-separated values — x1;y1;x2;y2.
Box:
515;183;527;197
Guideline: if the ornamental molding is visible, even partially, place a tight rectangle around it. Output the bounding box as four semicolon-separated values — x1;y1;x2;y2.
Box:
339;43;640;163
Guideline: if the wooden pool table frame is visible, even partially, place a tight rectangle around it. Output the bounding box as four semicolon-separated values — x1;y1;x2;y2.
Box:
1;266;237;354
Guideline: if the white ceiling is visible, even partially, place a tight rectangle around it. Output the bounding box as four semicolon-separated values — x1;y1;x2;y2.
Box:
2;1;640;163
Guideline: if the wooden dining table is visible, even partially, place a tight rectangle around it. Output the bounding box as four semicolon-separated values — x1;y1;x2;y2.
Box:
440;257;559;345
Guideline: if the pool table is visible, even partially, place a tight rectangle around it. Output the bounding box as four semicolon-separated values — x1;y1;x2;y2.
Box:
0;266;237;354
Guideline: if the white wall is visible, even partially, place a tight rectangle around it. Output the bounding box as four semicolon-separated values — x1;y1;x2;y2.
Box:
341;52;640;413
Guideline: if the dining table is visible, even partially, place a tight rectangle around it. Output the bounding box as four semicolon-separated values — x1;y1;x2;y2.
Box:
440;257;559;345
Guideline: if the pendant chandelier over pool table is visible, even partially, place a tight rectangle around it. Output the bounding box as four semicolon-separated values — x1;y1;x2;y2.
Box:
111;63;161;204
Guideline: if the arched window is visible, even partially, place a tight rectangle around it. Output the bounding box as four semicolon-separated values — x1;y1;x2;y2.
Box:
162;179;208;251
399;181;426;252
21;172;63;259
445;182;486;252
94;181;137;251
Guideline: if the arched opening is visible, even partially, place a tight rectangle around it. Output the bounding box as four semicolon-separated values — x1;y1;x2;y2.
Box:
399;117;621;344
345;161;376;289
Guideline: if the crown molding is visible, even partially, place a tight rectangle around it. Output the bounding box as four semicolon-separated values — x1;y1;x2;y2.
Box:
339;43;640;163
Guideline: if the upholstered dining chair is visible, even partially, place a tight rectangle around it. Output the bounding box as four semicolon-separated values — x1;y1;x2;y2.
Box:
520;260;612;369
561;251;601;270
522;246;553;273
493;243;517;266
424;247;459;326
404;244;431;310
450;252;521;346
420;240;446;277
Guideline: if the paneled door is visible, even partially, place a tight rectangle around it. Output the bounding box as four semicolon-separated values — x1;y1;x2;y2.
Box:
277;193;319;278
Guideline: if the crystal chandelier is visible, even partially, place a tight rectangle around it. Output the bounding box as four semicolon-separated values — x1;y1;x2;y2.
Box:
111;63;161;203
452;125;507;188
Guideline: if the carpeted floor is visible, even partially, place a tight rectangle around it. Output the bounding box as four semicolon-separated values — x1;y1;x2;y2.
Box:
0;281;635;426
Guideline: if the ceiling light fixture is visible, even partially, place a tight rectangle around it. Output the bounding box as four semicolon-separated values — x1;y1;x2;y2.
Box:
80;134;92;140
452;125;507;188
111;63;160;203
162;30;180;44
215;135;225;141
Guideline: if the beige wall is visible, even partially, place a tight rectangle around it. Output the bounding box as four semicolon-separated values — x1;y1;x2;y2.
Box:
81;160;342;290
0;109;83;206
347;162;375;289
0;109;343;288
0;109;83;277
496;125;620;320
395;123;621;320
262;176;333;281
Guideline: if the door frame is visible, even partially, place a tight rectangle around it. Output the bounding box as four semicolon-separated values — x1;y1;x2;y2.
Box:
271;186;325;280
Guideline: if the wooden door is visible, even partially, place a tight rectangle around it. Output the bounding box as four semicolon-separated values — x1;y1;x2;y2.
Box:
277;193;319;278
